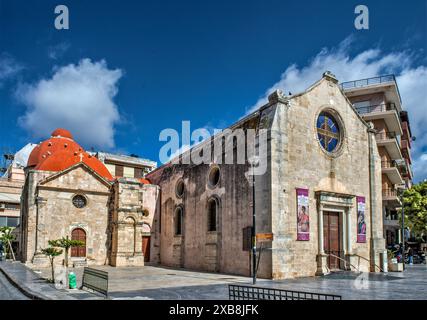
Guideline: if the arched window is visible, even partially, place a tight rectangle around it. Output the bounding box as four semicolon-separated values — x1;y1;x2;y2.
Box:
175;207;183;236
207;198;217;232
71;228;86;257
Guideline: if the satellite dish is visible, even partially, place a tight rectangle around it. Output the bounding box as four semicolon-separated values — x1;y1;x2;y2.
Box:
412;136;416;141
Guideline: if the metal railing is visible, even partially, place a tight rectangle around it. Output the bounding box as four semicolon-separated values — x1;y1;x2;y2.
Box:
354;102;397;115
352;254;385;273
381;160;397;169
228;284;341;300
341;74;394;89
326;253;359;272
340;74;402;104
375;131;397;141
383;189;398;198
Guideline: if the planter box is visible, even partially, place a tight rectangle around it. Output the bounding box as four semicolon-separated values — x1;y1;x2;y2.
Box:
389;262;403;272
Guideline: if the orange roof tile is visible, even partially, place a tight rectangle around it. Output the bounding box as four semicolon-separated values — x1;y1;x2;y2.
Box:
27;129;113;180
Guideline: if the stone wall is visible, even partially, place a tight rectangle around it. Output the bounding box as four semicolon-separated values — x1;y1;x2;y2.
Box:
148;151;261;277
110;178;159;267
20;165;111;267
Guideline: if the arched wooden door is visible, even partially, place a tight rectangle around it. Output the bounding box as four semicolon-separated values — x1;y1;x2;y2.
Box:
71;228;86;257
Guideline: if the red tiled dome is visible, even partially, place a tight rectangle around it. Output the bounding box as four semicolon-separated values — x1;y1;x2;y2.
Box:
51;128;73;139
140;178;150;184
27;129;113;180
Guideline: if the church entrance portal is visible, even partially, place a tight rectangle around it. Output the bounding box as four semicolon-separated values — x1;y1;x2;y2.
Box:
323;211;343;270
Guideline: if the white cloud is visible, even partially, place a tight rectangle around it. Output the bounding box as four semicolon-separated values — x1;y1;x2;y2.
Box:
0;53;23;85
17;58;122;149
413;154;427;183
248;36;427;182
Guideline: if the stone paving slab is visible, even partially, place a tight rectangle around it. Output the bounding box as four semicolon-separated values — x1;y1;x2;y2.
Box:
0;261;101;300
23;263;427;300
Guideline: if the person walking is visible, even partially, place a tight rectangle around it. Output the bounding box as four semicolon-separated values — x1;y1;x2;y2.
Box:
407;245;414;265
0;241;4;261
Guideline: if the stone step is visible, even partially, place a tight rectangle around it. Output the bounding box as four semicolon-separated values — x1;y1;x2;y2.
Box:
72;260;88;268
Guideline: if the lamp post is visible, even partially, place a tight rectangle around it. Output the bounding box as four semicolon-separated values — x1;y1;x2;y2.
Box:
397;185;405;271
249;156;259;285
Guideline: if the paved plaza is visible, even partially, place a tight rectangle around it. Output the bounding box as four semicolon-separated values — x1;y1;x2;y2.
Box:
0;270;29;300
32;263;427;300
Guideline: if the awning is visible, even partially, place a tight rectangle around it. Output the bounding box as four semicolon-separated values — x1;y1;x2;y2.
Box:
0;193;21;204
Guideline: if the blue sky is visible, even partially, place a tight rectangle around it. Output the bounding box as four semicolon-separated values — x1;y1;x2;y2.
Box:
0;0;426;181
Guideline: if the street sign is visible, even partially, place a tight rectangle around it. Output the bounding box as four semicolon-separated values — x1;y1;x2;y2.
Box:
256;233;273;242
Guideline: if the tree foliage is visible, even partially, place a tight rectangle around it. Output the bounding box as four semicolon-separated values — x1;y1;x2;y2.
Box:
41;247;63;283
0;226;15;259
402;181;427;240
48;236;84;267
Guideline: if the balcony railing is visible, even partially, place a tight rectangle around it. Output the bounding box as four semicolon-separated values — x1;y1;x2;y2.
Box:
354;102;397;115
383;188;398;198
381;160;396;169
341;74;402;104
340;74;394;88
375;131;397;141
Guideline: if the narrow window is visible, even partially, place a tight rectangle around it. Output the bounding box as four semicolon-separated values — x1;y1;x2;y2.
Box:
175;207;183;236
208;198;217;232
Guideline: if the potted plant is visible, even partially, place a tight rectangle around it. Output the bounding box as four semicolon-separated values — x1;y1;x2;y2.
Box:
387;249;403;272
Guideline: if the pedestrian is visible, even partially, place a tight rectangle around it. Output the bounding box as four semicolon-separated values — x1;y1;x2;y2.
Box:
0;241;3;261
407;246;414;265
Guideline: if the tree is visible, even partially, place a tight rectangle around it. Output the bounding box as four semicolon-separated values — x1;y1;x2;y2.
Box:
0;226;15;260
401;181;427;241
48;236;84;267
41;247;63;283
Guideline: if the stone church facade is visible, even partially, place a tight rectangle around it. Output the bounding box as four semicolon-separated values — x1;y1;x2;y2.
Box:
147;72;385;278
18;72;388;279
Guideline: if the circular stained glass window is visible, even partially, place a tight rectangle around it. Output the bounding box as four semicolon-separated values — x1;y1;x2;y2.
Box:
72;195;87;208
316;111;340;153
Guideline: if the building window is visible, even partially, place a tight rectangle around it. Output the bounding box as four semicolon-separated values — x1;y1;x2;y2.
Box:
175;180;185;198
134;167;143;179
175;207;183;236
72;195;87;208
71;228;86;257
208;166;220;188
4;203;20;210
115;165;124;177
0;216;19;227
316;111;341;153
207;198;218;232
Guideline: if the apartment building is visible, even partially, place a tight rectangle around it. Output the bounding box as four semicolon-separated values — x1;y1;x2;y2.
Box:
94;152;157;180
341;75;414;246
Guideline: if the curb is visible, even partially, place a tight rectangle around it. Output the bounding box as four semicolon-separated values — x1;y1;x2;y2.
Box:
0;263;49;300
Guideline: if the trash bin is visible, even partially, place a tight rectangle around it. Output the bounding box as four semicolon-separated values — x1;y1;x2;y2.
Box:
68;272;77;289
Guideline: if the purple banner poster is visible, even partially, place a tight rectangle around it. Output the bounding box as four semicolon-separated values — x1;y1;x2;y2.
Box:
296;188;309;241
356;196;366;243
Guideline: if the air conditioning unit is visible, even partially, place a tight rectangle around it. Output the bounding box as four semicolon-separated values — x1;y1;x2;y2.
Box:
0;203;5;209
